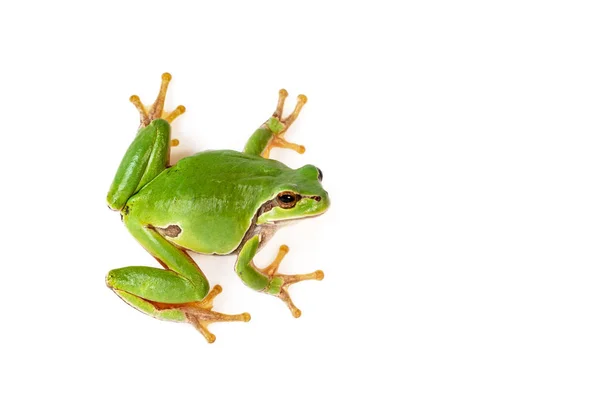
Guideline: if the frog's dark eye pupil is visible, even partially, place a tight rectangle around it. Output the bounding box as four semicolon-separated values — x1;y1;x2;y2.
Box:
279;194;295;203
317;168;323;182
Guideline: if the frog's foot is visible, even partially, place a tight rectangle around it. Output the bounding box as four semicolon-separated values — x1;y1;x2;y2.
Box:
129;72;186;146
260;245;324;318
177;285;251;343
261;90;307;158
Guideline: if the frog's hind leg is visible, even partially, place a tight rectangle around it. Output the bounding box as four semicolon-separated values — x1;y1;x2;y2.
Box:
111;285;247;343
243;89;307;158
106;219;250;343
107;73;185;211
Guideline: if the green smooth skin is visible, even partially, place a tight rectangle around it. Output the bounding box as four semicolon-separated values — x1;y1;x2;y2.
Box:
107;119;171;211
235;235;269;291
106;112;329;324
125;150;328;254
243;117;285;155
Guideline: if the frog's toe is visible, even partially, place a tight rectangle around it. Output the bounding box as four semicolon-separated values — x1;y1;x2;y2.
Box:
272;269;324;318
130;72;186;129
272;89;307;127
260;245;324;317
186;310;251;343
261;90;307;158
181;285;251;343
262;135;306;158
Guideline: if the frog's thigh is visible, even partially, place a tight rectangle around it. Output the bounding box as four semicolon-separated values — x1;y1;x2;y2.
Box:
106;218;211;308
107;217;251;341
106;266;203;303
124;218;210;295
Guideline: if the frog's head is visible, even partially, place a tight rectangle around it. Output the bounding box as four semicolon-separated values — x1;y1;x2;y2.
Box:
257;164;330;225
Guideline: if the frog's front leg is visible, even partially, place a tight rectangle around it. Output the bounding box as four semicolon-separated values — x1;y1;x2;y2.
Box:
235;236;324;317
106;217;250;343
244;89;307;158
106;73;185;211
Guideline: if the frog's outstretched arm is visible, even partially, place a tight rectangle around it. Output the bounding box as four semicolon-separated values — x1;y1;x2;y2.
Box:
235;235;324;317
244;89;307;158
106;216;250;343
106;73;185;210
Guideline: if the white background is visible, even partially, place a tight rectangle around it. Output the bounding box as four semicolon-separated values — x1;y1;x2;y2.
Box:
2;1;600;399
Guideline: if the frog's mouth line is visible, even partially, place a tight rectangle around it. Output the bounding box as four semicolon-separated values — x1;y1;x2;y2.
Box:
270;209;329;225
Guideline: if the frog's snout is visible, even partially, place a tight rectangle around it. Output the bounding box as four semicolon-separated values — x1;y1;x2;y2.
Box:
105;271;116;289
315;190;329;202
315;190;330;213
323;191;331;208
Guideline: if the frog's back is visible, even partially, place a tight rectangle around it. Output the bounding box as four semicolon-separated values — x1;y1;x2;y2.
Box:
125;150;291;254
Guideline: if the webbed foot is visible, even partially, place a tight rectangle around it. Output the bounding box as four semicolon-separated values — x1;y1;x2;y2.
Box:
260;245;324;318
261;90;307;158
129;72;185;147
178;285;251;343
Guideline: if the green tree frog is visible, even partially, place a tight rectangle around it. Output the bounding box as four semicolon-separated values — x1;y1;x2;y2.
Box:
106;73;330;343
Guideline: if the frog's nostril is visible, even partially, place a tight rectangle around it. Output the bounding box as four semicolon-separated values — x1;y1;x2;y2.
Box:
313;196;322;202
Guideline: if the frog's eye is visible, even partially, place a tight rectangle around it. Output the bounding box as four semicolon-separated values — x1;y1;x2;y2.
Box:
277;191;299;209
317;168;323;182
